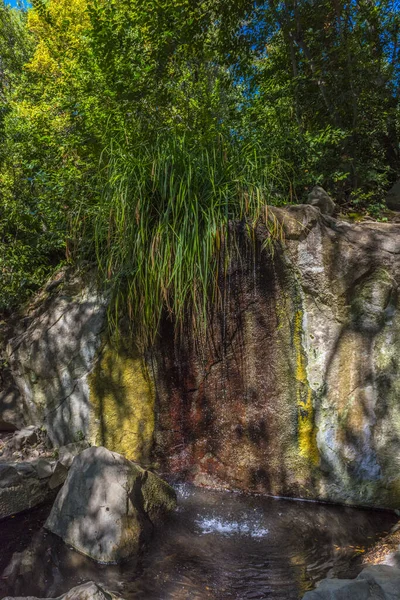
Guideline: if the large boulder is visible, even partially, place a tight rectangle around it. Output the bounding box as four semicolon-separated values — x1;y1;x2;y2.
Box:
358;564;400;599
3;208;400;509
45;446;177;563
2;581;123;600
2;277;108;447
386;180;400;211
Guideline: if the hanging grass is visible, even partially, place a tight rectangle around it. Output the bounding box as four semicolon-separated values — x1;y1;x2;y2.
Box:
78;130;285;347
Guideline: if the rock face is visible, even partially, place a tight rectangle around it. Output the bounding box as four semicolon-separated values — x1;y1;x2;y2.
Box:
1;277;107;447
45;446;177;563
154;207;400;507
2;208;400;508
2;581;123;600
303;565;400;599
0;274;155;461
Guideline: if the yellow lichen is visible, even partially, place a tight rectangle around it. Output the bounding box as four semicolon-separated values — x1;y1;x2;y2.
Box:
88;343;155;462
293;310;319;465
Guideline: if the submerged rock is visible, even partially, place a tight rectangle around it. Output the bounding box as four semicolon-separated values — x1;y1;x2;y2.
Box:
2;581;123;600
303;564;400;599
45;446;177;563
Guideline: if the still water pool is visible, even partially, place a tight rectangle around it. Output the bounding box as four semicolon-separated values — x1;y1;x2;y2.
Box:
0;484;396;599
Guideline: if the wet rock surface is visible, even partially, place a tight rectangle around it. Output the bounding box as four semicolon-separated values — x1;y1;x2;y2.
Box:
45;446;177;563
155;207;400;508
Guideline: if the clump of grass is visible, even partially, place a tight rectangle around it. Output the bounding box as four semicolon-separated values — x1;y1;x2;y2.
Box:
81;131;284;347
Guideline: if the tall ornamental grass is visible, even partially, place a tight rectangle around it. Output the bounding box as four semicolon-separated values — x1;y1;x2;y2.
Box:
80;132;284;346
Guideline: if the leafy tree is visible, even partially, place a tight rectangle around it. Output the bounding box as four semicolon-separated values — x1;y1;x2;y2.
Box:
0;0;399;337
243;0;400;208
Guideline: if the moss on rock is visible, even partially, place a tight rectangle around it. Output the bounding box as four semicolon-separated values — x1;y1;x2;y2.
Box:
88;343;155;463
293;309;319;466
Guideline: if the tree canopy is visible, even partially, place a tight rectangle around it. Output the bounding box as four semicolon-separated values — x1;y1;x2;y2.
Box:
0;0;399;341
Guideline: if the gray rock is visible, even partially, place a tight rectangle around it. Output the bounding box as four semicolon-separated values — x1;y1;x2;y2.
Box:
306;185;336;215
386;180;400;211
48;461;69;490
0;463;26;488
35;459;54;479
302;578;371;599
0;460;56;518
358;564;400;599
302;564;400;600
0;374;26;431
45;446;177;563
4;282;107;447
2;580;123;599
58;441;90;468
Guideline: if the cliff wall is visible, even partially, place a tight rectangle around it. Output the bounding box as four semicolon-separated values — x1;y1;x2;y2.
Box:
2;206;400;507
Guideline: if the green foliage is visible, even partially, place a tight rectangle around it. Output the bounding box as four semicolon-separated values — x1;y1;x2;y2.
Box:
0;4;64;311
246;0;400;207
0;0;399;339
87;131;283;345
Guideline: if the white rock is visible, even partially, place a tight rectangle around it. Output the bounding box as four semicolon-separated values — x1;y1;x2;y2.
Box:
45;446;177;563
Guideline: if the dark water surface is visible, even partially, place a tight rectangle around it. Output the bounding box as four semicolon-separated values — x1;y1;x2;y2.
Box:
0;484;396;599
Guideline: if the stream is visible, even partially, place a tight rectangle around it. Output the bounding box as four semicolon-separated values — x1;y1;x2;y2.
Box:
0;484;396;599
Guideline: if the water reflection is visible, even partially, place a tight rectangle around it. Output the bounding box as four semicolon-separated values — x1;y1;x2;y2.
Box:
0;484;396;599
